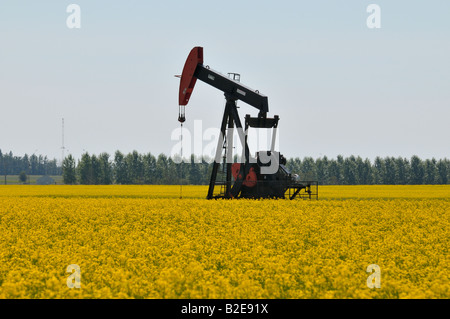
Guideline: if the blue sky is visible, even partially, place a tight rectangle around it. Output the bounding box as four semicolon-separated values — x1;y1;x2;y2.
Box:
0;1;449;162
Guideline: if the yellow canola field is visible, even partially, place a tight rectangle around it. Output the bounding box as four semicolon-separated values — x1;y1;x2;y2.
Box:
0;185;449;299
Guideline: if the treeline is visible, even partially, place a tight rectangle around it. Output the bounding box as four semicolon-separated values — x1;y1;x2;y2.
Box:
2;148;448;185
62;151;211;185
285;155;449;185
0;149;60;176
62;151;450;186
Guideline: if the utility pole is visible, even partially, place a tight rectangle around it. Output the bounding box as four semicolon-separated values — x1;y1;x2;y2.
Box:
61;117;66;178
61;118;65;166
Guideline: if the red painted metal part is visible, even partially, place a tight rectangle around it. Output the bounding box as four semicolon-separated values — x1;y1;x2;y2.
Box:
232;163;257;188
179;47;204;106
232;163;242;180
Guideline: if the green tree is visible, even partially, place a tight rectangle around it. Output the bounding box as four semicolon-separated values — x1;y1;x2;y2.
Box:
315;156;329;185
394;157;409;185
327;159;340;185
336;155;345;184
98;153;113;185
143;153;157;184
357;157;373;185
200;157;211;185
342;156;358;185
410;155;424;185
373;157;386;185
188;154;202;185
22;154;30;176
166;157;179;185
436;159;448;185
19;171;27;183
126;151;143;184
424;158;437;185
114;150;129;184
29;154;38;175
384;157;396;185
90;154;100;185
155;154;168;184
300;157;316;181
62;154;77;184
77;152;92;185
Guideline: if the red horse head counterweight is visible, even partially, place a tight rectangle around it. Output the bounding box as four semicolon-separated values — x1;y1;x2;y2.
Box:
178;47;204;123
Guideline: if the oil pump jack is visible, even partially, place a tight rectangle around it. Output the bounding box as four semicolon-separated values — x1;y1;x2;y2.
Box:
178;47;317;200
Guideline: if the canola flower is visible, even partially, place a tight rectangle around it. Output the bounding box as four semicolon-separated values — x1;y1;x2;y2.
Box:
0;185;448;299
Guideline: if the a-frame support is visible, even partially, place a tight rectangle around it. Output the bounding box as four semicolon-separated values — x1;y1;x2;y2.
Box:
207;95;250;199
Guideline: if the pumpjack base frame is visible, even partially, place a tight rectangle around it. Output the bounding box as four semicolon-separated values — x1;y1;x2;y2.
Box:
209;179;319;200
286;181;319;200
